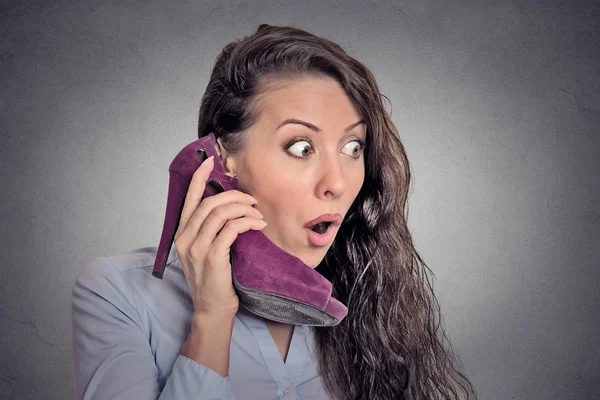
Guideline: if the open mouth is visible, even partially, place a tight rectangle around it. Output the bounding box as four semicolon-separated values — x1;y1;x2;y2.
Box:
309;221;332;234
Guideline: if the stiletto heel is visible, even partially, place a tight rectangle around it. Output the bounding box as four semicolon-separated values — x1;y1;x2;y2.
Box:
152;136;235;278
151;172;187;279
152;133;348;326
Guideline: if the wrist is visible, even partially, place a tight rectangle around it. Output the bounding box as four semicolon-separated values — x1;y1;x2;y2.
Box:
182;310;235;377
191;309;236;327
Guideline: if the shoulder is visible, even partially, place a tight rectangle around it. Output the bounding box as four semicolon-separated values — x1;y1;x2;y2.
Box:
75;244;180;282
74;247;155;289
72;246;181;310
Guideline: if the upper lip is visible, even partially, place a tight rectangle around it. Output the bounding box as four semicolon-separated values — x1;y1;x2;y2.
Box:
304;213;343;228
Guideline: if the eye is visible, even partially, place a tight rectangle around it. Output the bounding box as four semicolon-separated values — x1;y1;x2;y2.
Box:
342;140;365;158
286;140;313;159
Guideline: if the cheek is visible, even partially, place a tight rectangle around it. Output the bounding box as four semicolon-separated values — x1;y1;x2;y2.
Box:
357;170;366;192
257;173;306;212
348;164;365;193
239;156;306;212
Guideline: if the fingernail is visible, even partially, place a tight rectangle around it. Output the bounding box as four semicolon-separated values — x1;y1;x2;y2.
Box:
247;195;258;204
201;156;214;170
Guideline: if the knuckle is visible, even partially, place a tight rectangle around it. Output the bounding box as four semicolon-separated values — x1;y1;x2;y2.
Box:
206;248;221;266
223;219;240;231
188;246;202;262
174;235;186;252
200;195;215;208
212;204;227;218
206;246;218;259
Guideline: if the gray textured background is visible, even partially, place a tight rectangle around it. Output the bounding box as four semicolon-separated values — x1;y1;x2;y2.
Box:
1;1;599;399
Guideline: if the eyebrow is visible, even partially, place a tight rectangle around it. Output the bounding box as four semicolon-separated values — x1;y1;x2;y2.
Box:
276;118;365;133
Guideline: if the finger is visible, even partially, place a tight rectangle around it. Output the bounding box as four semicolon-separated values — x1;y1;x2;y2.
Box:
176;191;258;259
177;156;215;239
184;190;258;239
208;217;268;263
193;203;264;252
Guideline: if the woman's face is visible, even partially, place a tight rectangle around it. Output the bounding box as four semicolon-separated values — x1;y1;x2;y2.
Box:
220;76;366;268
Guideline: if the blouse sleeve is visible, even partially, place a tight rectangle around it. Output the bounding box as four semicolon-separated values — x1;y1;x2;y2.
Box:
71;257;235;400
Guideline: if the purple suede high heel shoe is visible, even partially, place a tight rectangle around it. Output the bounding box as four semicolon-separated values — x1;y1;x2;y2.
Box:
152;133;348;326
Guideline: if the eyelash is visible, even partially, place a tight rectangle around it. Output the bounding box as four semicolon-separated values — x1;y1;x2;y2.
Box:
285;137;367;160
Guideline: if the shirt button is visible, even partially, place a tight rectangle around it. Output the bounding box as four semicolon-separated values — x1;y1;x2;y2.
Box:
283;386;293;396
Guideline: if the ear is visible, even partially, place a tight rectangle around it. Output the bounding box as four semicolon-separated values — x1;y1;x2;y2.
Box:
215;137;239;177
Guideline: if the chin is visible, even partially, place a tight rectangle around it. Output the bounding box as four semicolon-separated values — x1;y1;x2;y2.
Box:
306;251;329;269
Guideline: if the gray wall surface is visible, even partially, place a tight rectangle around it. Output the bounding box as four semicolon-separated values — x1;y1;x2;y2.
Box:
1;1;598;399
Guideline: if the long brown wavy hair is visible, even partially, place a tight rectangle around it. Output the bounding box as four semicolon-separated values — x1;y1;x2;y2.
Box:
196;24;478;400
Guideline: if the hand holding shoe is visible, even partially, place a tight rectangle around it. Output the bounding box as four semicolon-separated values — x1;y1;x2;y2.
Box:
173;156;267;318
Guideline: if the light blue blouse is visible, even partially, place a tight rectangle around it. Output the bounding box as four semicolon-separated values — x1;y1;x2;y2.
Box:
71;245;329;400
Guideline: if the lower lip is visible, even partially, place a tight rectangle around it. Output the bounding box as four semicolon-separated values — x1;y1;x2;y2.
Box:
304;224;337;247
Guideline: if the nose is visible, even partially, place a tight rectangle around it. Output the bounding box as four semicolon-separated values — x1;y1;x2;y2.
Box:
315;151;347;200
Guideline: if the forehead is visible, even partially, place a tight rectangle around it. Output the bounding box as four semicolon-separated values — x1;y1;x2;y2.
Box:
254;76;363;127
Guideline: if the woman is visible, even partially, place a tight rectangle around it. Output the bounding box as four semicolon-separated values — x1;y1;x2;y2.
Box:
72;24;477;400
